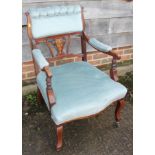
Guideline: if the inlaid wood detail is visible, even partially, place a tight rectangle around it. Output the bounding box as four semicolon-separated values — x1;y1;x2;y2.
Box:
54;38;66;56
43;36;72;57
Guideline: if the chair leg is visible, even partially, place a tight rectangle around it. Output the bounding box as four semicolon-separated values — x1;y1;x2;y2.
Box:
115;99;125;126
37;88;43;104
56;125;63;151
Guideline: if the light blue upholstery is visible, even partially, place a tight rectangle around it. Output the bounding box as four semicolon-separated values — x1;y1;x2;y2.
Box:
32;49;49;69
29;5;83;39
37;61;127;125
89;38;112;52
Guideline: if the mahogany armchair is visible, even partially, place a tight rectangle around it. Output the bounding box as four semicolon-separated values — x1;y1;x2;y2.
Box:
25;5;127;151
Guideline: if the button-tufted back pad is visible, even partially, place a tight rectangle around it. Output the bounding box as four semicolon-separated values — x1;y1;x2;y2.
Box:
29;5;83;39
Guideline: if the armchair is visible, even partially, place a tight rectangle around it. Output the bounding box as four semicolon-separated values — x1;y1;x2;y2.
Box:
25;5;127;151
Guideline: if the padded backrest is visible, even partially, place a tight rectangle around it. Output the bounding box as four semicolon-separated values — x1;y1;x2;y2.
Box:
29;5;83;39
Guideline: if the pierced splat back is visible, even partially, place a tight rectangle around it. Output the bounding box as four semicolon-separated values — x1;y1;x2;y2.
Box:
46;36;69;57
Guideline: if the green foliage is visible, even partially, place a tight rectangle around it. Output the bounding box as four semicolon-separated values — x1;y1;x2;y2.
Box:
25;91;37;106
23;91;47;114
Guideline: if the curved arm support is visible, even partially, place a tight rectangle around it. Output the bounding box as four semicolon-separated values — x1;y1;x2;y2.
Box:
110;58;118;81
83;32;120;81
83;32;120;60
89;38;112;52
32;49;55;108
43;67;56;109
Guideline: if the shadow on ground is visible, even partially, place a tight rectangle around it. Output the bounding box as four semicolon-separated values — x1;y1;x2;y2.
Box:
23;72;133;155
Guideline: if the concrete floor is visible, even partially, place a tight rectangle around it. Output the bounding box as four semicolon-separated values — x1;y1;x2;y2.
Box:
23;102;133;155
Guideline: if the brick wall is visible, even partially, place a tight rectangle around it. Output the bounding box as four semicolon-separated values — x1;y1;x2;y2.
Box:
22;46;133;80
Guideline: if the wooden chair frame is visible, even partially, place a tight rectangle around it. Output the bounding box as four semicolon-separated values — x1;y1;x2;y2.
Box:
25;7;125;151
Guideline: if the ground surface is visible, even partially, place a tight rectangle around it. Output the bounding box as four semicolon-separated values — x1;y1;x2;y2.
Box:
23;72;133;155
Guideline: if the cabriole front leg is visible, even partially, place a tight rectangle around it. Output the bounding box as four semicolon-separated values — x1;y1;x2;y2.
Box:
56;125;63;151
115;99;125;127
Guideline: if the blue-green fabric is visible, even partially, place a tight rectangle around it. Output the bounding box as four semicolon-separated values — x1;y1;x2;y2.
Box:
32;49;49;69
89;38;112;52
37;62;127;125
29;5;83;39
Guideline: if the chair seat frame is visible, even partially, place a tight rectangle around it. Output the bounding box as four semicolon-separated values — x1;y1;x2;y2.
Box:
25;7;126;151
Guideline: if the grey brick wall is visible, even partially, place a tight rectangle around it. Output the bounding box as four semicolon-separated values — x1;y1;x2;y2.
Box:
22;0;133;62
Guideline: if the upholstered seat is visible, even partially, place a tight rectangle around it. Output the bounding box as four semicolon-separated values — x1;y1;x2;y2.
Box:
37;61;127;125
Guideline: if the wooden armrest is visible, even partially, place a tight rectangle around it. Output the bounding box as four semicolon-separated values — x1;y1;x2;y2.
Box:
83;32;120;81
106;52;121;60
83;32;120;60
43;66;55;108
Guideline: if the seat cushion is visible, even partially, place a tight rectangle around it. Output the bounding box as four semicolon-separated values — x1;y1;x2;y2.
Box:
37;61;127;125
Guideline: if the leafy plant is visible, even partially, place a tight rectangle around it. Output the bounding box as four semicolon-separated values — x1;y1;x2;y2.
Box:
23;91;47;114
25;91;37;106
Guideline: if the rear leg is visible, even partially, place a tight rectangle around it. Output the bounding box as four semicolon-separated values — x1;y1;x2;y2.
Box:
37;87;44;104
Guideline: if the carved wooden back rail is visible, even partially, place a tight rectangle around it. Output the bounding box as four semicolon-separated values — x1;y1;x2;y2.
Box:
34;32;85;60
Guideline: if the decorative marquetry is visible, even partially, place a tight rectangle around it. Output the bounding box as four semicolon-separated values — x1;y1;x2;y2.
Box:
55;38;66;56
42;36;72;57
